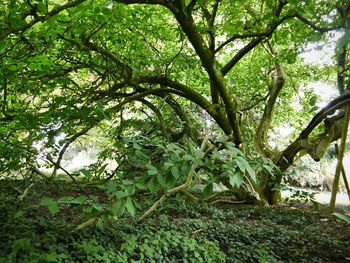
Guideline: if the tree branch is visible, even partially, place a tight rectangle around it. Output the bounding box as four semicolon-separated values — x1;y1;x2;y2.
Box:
255;42;285;158
294;13;343;33
58;34;132;80
277;93;350;171
51;125;93;178
219;9;341;75
0;0;87;41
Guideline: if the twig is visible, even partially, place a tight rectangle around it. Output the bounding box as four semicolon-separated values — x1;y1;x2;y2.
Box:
18;183;34;201
191;227;211;237
181;190;199;202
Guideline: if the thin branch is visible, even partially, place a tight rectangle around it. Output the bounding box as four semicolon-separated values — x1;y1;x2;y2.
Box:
216;32;270;54
294;13;343;33
46;156;79;185
165;42;185;77
0;0;87;41
329;105;350;212
221;37;263;76
240;93;269;111
133;76;212;110
59;34;133;80
137;98;171;139
219;10;341;74
51;125;93;178
82;22;109;44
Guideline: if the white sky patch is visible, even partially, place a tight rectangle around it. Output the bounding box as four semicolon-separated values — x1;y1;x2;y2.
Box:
268;123;295;150
63;151;97;172
300;31;343;66
306;82;338;109
301;31;343;110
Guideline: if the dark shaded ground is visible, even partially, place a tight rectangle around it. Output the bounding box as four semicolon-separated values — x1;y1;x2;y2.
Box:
0;179;349;262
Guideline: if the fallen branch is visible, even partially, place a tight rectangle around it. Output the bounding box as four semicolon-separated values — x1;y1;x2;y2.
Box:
139;136;209;221
210;199;246;205
191;227;212;237
18;183;34;201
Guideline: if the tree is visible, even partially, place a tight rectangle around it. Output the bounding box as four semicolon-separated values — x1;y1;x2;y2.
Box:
1;0;349;204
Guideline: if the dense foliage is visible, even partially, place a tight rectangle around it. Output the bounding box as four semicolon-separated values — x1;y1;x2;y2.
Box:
1;180;349;262
1;3;350;262
1;0;350;205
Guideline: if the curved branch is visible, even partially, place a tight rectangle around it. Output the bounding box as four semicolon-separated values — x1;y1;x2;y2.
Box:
255;43;285;158
137;98;171;139
240;93;269;112
51;125;93;178
132;76;233;135
299;92;350;140
216;13;341;56
134;76;211;109
221;37;263;76
163;95;200;141
276;93;350;171
294;13;343;33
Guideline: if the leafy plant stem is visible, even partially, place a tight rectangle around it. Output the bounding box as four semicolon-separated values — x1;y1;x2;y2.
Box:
139;136;209;221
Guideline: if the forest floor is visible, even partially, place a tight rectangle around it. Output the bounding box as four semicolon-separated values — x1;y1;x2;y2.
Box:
0;179;349;263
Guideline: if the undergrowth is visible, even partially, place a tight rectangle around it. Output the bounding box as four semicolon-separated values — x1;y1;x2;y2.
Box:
0;179;349;263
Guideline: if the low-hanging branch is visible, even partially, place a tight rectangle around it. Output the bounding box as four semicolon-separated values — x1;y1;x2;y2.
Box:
299;92;350;140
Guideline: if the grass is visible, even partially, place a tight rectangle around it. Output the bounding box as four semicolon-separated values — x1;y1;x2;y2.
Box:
0;179;349;262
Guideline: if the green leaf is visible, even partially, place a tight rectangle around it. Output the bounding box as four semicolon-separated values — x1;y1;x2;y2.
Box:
157;173;166;186
183;154;192;161
342;207;350;214
170;165;180;179
38;2;48;14
237;156;256;182
333;213;350;224
95;218;104;230
115;191;128;199
133;143;141;150
235;158;245;173
125;197;136;216
92;203;104;212
111;200;126;217
123;179;134;186
147;164;158;175
40;198;59;215
203;183;213;197
58;195;87;205
228;172;244;188
147;177;160;192
337;29;350;51
165;174;176;187
8;64;17;71
164;162;174;168
80;169;92;177
194;149;204;159
262;164;274;175
28;63;42;71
